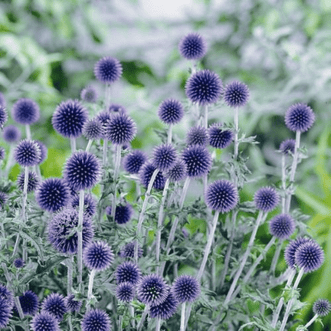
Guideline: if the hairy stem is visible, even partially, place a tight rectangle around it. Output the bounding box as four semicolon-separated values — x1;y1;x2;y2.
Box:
180;302;186;331
129;305;135;328
77;190;85;290
25;124;31;140
155;318;161;331
137;306;149;331
67;256;73;295
281;154;286;212
270;239;283;275
167;124;173;144
111;144;122;218
70;137;76;153
87;269;96;300
304;314;318;328
86;139;93;152
204;105;208;129
234;106;239;160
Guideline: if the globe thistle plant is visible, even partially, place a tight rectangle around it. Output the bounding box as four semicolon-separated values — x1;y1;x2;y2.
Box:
182;145;212;178
179;32;207;60
16;290;39;316
71;193;97;217
31;311;60;331
116;261;141;285
123;150;147;174
81;308;111;331
65;295;82;313
81;86;98;103
94;56;122;84
119;242;143;259
13;258;25;268
158;99;184;125
105;113;136;145
208;123;234;149
224;81;250;108
0;106;8;129
269;214;295;240
14;139;41;167
284;237;314;269
83;118;103;140
173;275;200;303
152;144;177;172
0;284;14;306
285;103;315;133
165;160;187;183
116;282;135;303
186;126;208;146
35;140;47;164
17;171;39;193
313;299;331;317
106;203;133;225
149;292;179;320
254;186;280;213
279;139;296;155
108;103;127;114
41;293;67;321
3;125;21;143
0;147;5;161
12;98;40;126
294;241;324;273
0;298;12;329
139;162;166;190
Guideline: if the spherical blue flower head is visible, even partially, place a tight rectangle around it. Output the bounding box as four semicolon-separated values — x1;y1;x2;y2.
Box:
0;284;14;308
0;192;7;211
14;139;41;167
186;70;222;105
48;208;94;254
0;92;6;108
83;241;114;271
178;33;207;60
224;81;249;108
285;103;315;132
139;162;166;190
17;171;39;193
158;99;184;125
108;103;127;114
52;99;88;138
81;86;98;103
284;237;313;269
165;160;187;182
137;274;169;306
13;258;25;268
71;193;97;217
82;118;103;140
187;126;208;146
3;125;21;143
41;293;67;321
106;203;133;225
150;292;178;320
208;123;234;149
0;106;8;128
182;145;212;178
116;282;135;303
64;151;101;191
35;141;47;164
152;144;177;172
35;178;70;213
116;262;141;285
119;242;143;259
94;56;122;84
279;139;296;155
254;187;280;212
31;311;60;331
269;214;295;239
0;147;5;161
12;98;40;125
82;309;111;331
65;295;82;313
172;275;200;303
17;290;39;316
0;298;12;329
96;111;111;139
105;113;137;145
123;150;147;174
295;241;324;273
313;299;331;317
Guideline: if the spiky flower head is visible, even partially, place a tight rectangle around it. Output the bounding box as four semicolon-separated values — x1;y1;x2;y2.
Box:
105;113;136;144
83;241;114;271
187;126;208;146
108;103;127;114
185;70;222;105
149;292;178;320
116;282;135;303
295;241;324;273
119;242;143;259
48;208;93;254
285;237;314;269
208;123;234;149
285;103;315;132
0;284;14;308
224;81;249;108
96;111;111;139
12;98;40;125
0;92;6;108
279;139;296;155
0;106;8;128
82;309;111;331
31;311;60;331
17;290;39;316
254;187;279;212
269;214;295;239
182;145;212;178
123;150;147;174
313;299;331;317
83;118;103;140
0;192;8;211
137;274;169;306
81;86;98;103
52;99;88;138
165;160;187;182
35;178;70;212
14;139;41;167
13;258;25;268
17;171;39;193
41;293;67;321
94;56;122;84
152;144;177;172
172;275;200;303
179;32;207;60
0;298;12;329
65;295;82;313
139;162;166;190
3;125;21;143
158;99;184;125
106;203;133;225
116;262;141;285
35;141;47;164
71;193;97;217
0;147;5;161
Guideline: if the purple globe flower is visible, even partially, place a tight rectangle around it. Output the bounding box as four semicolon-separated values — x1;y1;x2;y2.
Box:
0;192;7;210
285;103;315;132
187;126;208;146
35;178;70;212
65;295;82;313
269;214;295;239
119;242;143;259
172;275;200;303
17;171;39;193
105;113;136;145
17;290;39;316
31;311;60;331
179;32;207;60
83;241;114;271
63;151;101;191
94;56;122;84
158;99;184;125
13;258;25;268
165;160;187;182
295;241;324;273
285;237;314;269
108;103;127;114
0;147;5;161
116;282;135;303
0;106;8;128
82;309;111;331
0;298;12;329
12;98;40;125
182;145;212;178
313;299;331;317
279;139;296;155
116;262;141;285
254;187;280;213
41;293;66;321
208;123;234;149
152;144;177;172
71;193;97;217
35;141;47;164
137;274;169;306
52;99;88;138
0;92;6;108
185;70;222;105
149;292;178;320
14;139;41;167
139;162;166;190
48;208;94;254
3;125;21;143
123;150;147;174
81;86;98;103
96;111;111;139
224;81;249;108
83;118;103;141
0;285;14;307
106;203;133;225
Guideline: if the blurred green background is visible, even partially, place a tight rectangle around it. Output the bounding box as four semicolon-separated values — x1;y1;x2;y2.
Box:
1;0;331;329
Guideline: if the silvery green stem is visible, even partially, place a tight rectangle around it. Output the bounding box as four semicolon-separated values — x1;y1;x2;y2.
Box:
36;165;41;179
204;105;208;129
103;139;108;166
281;154;286;212
70;137;76;153
129;305;135;328
155;318;161;331
105;83;111;109
119;315;123;331
88;269;96;300
203;175;208;197
167;124;173;144
67;256;73;295
68;316;73;331
22;167;29;222
156;179;170;274
270;239;283;275
304;314;318;328
111;144;121;218
25;124;31;140
180;302;186;331
137;306;149;331
234;106;239;160
225;210;264;305
77;190;85;288
279;268;305;331
4;145;14;177
14;296;24;320
86;139;93;152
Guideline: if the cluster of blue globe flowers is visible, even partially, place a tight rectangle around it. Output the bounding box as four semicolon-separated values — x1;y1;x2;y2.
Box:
0;32;328;331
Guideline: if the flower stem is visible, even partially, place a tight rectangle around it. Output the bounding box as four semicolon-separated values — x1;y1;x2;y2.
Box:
270;239;283;275
304;314;318;328
281;154;286;212
25;124;31;140
137;306;149;331
111;144;121;218
87;269;96;300
103;139;108;166
129;305;135;328
234;106;239;160
86;139;93;152
167;124;173;144
77;190;85;290
70;137;76;153
204;105;208;129
67;256;73;295
155;318;161;331
105;83;111;110
4;144;14;177
180;302;186;331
